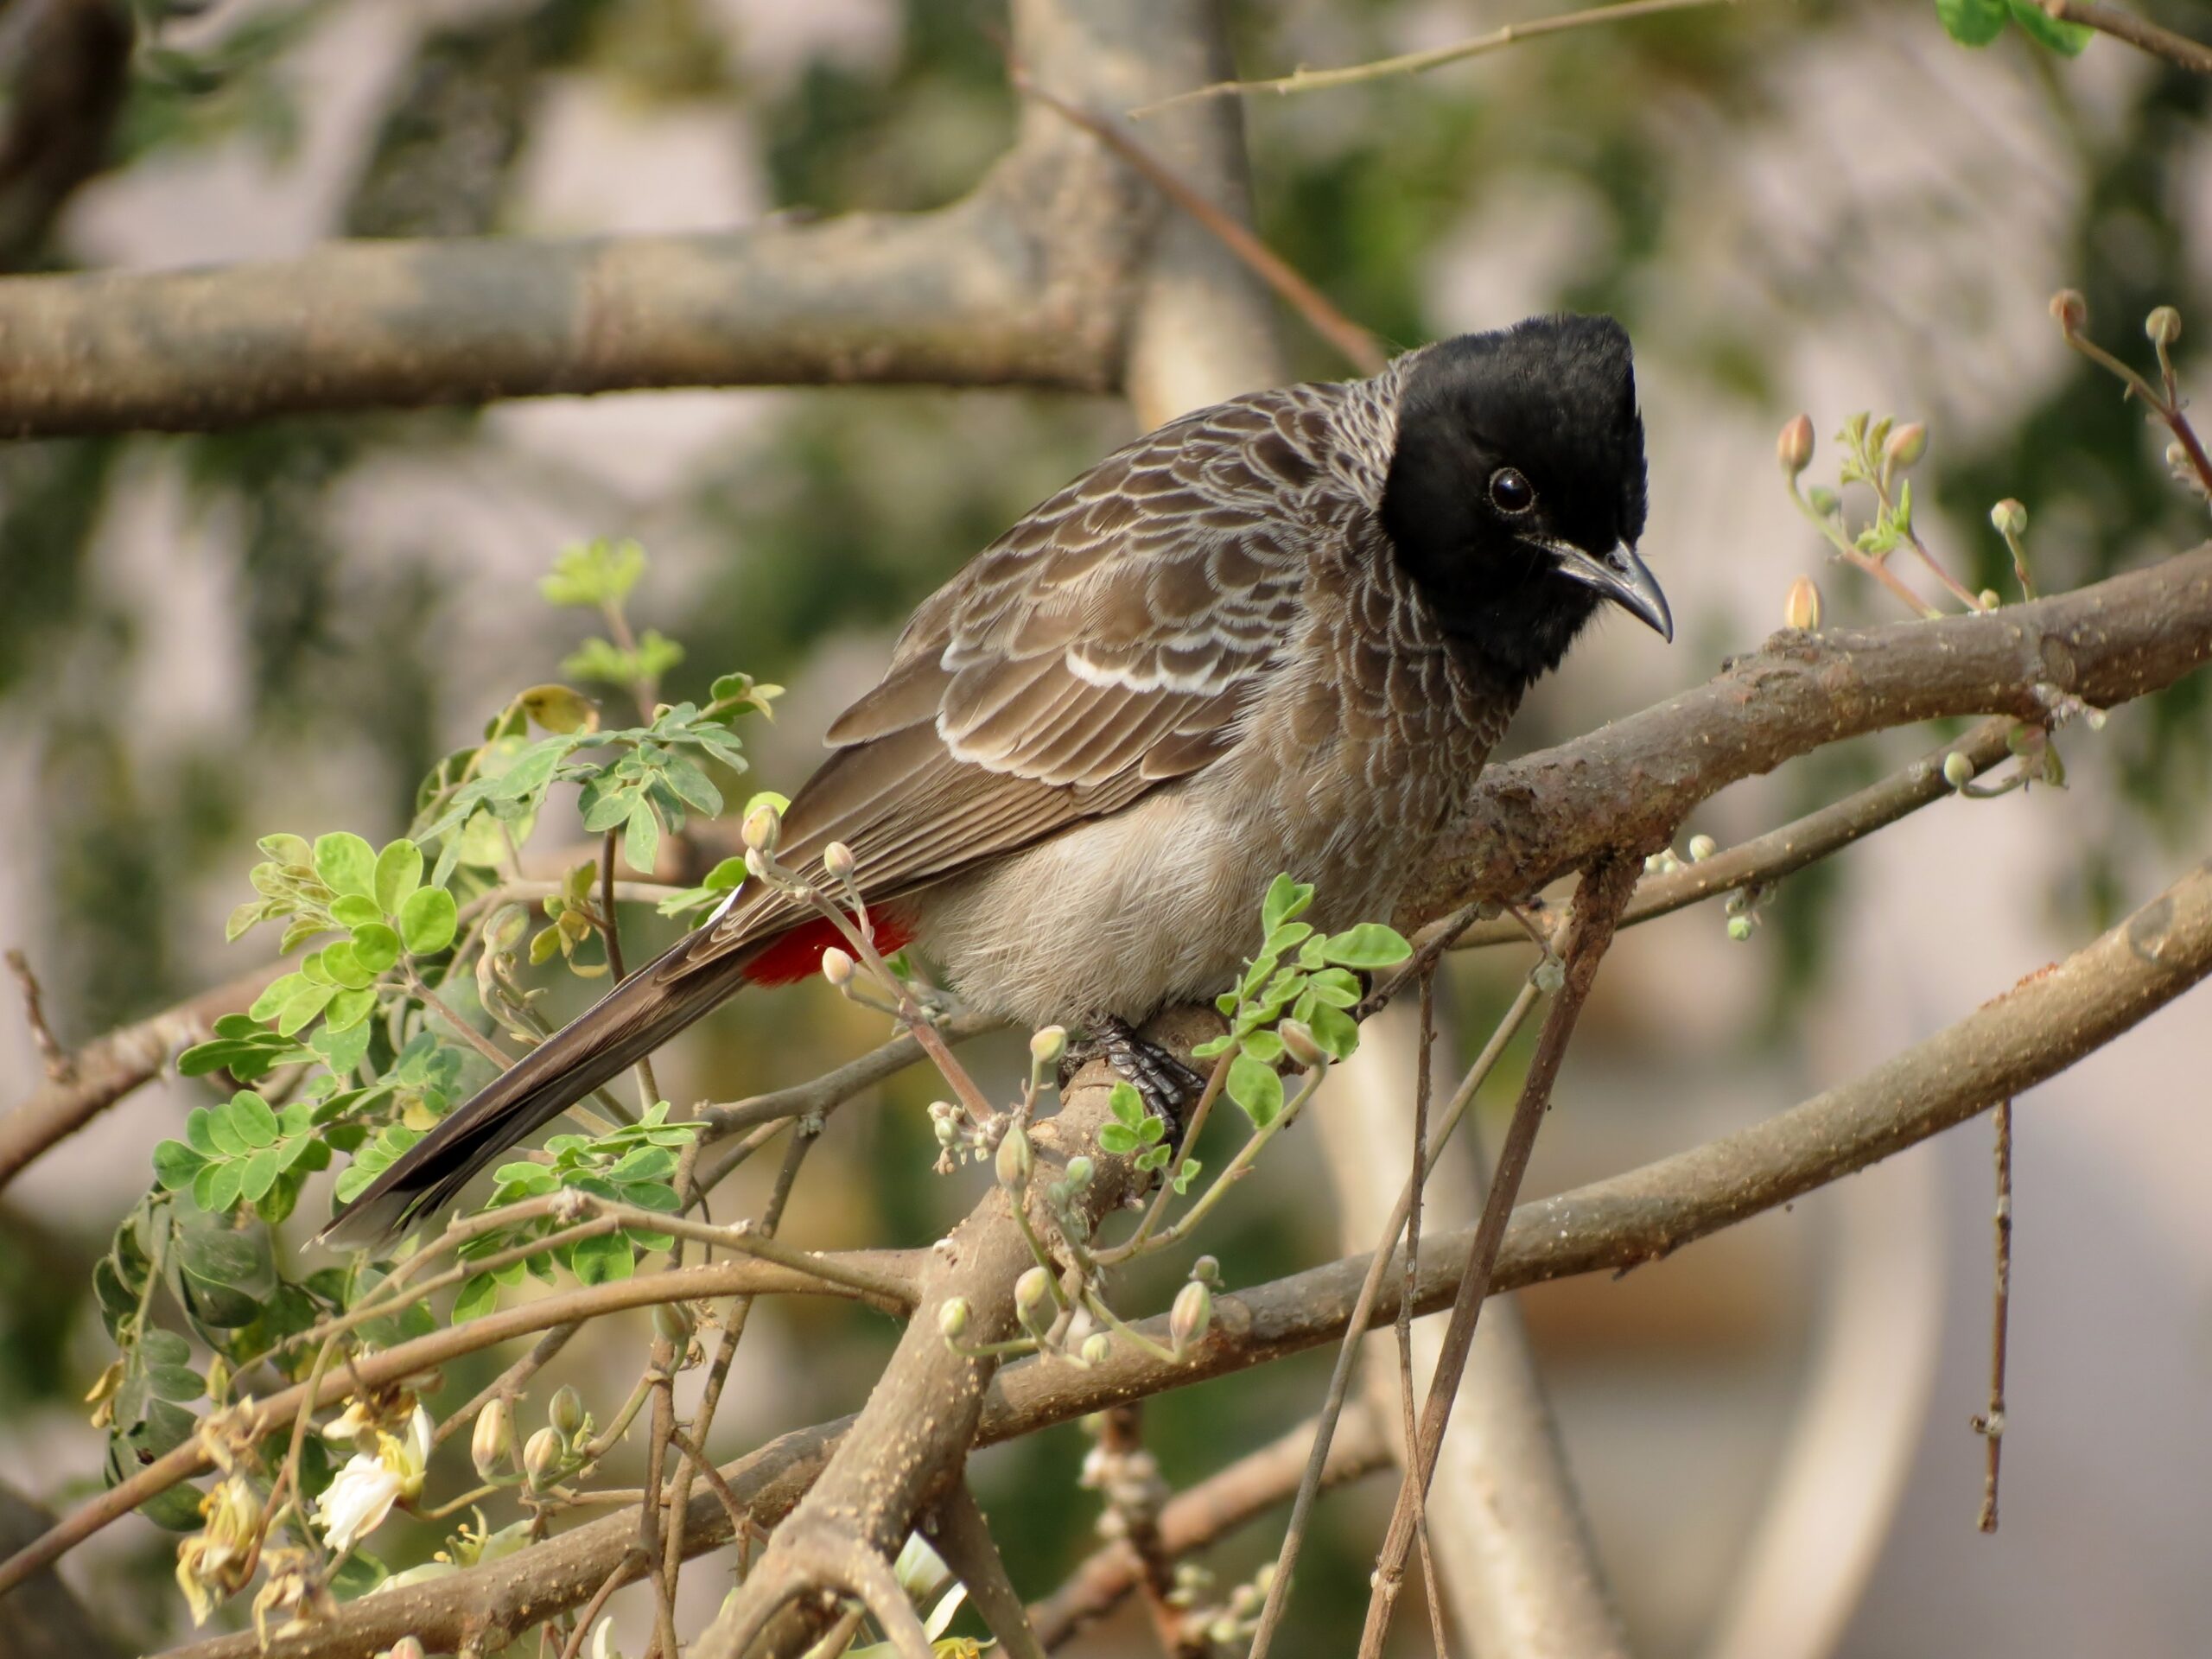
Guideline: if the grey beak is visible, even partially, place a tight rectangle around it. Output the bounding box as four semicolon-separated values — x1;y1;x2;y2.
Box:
1542;538;1672;642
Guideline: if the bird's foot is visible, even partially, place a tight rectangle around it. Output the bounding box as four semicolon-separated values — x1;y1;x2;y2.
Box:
1058;1015;1206;1134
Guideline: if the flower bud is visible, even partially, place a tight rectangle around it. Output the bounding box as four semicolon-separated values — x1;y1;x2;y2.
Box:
1170;1281;1212;1353
741;802;781;855
1990;499;2027;538
523;1426;563;1491
2050;289;2088;332
387;1639;428;1659
938;1297;971;1340
549;1384;585;1440
823;842;856;881
1065;1154;1095;1188
1080;1332;1114;1366
995;1123;1033;1192
652;1300;696;1346
742;848;772;881
1783;574;1822;632
1978;588;2001;611
820;946;855;989
1777;414;1814;476
1015;1266;1053;1316
2147;306;2182;346
1278;1019;1326;1071
1687;834;1717;863
1943;751;1975;791
470;1397;512;1481
1532;957;1566;995
1028;1025;1067;1067
1192;1254;1221;1285
1726;915;1754;943
1883;421;1927;472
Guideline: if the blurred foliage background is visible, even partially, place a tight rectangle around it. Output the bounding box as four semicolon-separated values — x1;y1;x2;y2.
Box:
3;1;2209;1653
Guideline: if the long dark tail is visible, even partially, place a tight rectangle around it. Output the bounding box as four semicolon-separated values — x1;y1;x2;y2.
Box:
317;934;760;1249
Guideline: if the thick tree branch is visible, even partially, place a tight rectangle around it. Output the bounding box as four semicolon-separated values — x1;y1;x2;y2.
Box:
1400;546;2212;927
141;855;2212;1659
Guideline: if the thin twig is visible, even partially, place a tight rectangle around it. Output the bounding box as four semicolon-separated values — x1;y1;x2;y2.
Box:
1031;1405;1394;1647
637;1338;680;1659
433;1323;580;1448
1247;978;1545;1659
2044;0;2212;74
1358;856;1641;1657
1137;0;1739;111
3;948;71;1081
1010;66;1384;375
1090;1404;1188;1655
1399;976;1452;1659
1974;1099;2014;1533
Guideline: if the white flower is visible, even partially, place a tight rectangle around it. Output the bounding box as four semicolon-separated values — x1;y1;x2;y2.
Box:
315;1405;430;1553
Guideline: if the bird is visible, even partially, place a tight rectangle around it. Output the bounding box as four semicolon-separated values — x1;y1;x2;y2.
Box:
321;313;1669;1246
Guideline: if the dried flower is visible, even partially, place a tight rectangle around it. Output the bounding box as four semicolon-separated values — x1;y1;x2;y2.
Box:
176;1473;265;1624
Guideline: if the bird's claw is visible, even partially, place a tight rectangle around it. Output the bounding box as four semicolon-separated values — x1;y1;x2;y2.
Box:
1058;1015;1205;1135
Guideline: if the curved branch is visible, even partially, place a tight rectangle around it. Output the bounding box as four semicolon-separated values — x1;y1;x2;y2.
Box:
1400;546;2212;927
138;854;2212;1659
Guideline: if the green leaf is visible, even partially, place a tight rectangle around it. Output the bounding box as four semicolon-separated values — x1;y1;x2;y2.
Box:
313;832;378;899
330;893;384;930
350;921;401;974
311;1018;372;1077
454;1274;499;1324
1935;0;2007;42
1307;1003;1361;1060
258;833;314;868
248;973;308;1023
2003;0;2090;50
319;942;374;990
398;887;459;956
1302;969;1363;1008
1097;1122;1140;1155
540;537;646;608
226;1092;279;1148
1261;874;1314;931
1108;1081;1146;1128
324;987;378;1033
570;1232;633;1286
1171;1157;1203;1195
622;799;661;874
240;1147;284;1204
153;1140;207;1192
1322;924;1412;969
148;1364;206;1404
1227;1052;1285;1128
373;841;424;913
1240;1029;1284;1065
518;683;599;736
1190;1033;1234;1060
275;981;334;1038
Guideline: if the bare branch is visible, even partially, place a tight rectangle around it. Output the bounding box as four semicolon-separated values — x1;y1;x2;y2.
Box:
2044;0;2212;75
1136;0;1739;111
1400;547;2212;927
0;960;288;1194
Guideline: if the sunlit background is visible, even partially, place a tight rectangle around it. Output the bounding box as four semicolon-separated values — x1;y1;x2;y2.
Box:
2;1;2209;1654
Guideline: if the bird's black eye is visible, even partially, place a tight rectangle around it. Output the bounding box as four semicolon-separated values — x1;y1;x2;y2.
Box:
1489;467;1535;516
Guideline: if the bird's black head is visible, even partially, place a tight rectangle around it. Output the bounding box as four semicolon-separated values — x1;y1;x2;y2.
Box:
1379;315;1667;693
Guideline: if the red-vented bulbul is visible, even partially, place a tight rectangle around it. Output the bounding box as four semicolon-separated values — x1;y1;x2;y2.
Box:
322;314;1669;1245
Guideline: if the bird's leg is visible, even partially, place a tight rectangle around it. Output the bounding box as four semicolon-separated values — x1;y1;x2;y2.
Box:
1058;1015;1206;1133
